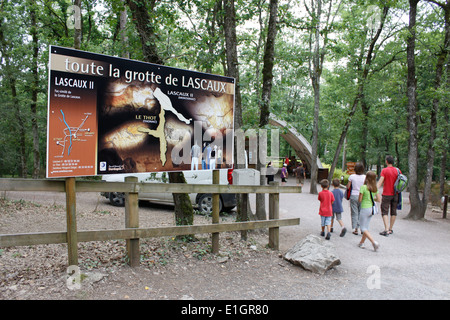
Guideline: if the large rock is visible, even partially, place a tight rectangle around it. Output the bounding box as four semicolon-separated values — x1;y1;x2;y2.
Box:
283;234;341;274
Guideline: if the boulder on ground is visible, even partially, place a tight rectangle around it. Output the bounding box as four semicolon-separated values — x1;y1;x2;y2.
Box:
283;234;341;274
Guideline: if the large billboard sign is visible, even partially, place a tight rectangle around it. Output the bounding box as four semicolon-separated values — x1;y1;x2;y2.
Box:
46;46;235;178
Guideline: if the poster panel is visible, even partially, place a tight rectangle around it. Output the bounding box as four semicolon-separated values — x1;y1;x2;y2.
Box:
46;46;235;178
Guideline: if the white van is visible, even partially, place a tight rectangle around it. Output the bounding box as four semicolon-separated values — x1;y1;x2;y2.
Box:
100;169;236;215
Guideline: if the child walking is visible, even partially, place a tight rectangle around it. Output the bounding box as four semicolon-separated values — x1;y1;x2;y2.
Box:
331;179;347;237
358;171;381;251
318;179;335;240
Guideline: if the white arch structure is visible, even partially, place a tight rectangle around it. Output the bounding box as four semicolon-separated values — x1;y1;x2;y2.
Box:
269;113;323;170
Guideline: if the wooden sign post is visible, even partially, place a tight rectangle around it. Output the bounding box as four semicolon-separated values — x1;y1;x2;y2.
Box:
65;177;78;266
125;176;139;267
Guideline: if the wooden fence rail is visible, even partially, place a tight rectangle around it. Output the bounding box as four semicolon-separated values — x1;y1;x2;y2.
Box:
0;172;300;268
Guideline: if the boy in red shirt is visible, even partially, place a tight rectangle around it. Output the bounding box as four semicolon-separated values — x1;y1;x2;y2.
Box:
318;179;335;240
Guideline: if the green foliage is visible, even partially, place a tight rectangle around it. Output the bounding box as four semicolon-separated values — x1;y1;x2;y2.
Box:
321;164;349;185
0;0;448;185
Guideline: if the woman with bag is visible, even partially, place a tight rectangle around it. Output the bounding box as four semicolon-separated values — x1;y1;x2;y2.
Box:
357;171;381;251
347;162;366;235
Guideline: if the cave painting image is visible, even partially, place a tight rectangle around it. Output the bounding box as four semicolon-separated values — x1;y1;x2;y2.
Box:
97;77;234;174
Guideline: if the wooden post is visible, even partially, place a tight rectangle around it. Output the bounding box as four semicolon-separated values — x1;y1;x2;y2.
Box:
212;169;220;254
125;176;139;267
443;195;448;219
65;177;78;266
240;194;249;241
268;181;279;250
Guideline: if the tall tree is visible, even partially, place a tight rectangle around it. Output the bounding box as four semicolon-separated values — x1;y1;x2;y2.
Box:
424;0;449;212
0;0;28;177
223;0;243;131
73;0;82;49
255;0;279;220
223;0;250;233
126;0;163;65
125;0;194;228
305;0;341;193
439;53;449;198
307;0;322;194
28;0;40;178
119;0;130;59
259;0;279;128
406;0;422;219
407;0;450;219
327;5;390;181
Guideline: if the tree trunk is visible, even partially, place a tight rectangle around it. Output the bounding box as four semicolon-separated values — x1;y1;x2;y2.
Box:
308;0;323;194
73;0;82;49
440;54;449;198
327;91;361;183
406;0;424;219
0;11;27;178
29;1;40;178
305;0;343;192
10;77;27;178
254;0;266;98
327;6;389;181
309;76;320;194
120;0;130;59
360;99;369;169
169;171;194;227
126;0;194;226
258;0;278;128
223;0;250;236
126;0;164;65
255;0;278;220
223;0;243;130
424;0;450;207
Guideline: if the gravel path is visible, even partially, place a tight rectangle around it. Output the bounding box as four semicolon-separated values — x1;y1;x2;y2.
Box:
1;178;449;301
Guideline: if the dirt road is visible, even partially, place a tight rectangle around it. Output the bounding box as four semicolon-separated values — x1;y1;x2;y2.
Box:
1;178;449;300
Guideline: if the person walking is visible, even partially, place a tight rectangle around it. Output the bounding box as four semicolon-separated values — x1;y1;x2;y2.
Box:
331;178;347;237
266;161;275;185
294;163;306;187
377;155;401;236
347;162;366;235
358;171;381;251
318;179;335;240
281;163;288;186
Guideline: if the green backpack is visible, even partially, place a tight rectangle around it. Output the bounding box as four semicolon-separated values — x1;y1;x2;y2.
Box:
394;168;408;193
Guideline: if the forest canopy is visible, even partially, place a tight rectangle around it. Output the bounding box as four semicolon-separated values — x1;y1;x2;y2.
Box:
0;0;448;220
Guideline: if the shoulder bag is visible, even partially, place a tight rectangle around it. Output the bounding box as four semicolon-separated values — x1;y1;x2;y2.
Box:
345;183;352;200
370;191;379;215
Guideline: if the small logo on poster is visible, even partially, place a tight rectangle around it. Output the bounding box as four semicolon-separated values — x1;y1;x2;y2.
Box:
99;161;107;171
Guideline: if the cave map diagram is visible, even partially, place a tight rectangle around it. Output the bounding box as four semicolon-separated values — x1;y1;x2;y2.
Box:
55;109;92;156
47;102;98;178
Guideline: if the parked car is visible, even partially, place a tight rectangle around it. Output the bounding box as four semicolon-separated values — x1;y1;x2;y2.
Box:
100;169;236;215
